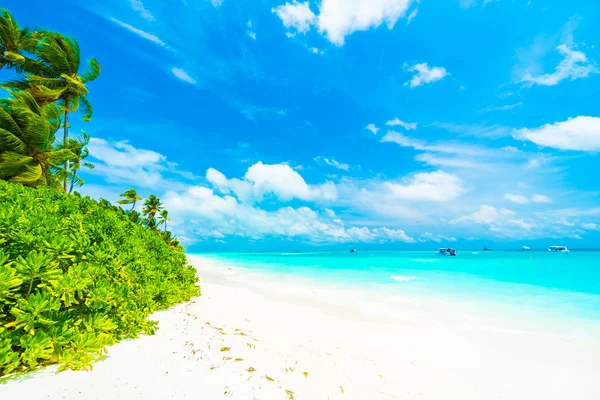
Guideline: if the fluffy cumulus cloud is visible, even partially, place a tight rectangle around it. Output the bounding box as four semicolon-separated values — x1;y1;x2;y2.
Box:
271;1;316;34
317;0;415;45
515;116;600;151
520;44;597;87
365;123;379;134
87;138;168;187
207;162;337;203
163;185;415;243
386;118;417;130
384;171;465;202
272;0;416;45
404;63;448;88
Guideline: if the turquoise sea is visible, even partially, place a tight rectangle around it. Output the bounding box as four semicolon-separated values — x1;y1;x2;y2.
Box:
198;250;600;323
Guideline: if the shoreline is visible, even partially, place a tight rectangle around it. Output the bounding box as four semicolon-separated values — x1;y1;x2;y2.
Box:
2;254;599;399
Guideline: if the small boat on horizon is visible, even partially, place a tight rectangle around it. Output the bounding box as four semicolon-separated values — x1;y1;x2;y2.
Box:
522;246;530;250
483;247;491;251
548;246;569;253
438;248;457;256
350;249;357;253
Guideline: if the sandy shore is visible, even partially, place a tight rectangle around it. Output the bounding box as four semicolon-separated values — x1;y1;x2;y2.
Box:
2;254;599;399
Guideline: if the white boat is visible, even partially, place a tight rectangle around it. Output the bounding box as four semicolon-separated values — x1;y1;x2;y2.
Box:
438;248;457;256
522;246;530;250
548;246;569;253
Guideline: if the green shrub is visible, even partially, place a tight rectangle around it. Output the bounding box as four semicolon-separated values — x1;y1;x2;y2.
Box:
0;181;200;375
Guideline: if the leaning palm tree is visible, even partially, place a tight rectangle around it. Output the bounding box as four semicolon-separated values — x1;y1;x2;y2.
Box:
0;89;73;186
118;188;142;210
142;195;163;230
0;9;31;71
4;32;100;191
158;209;170;232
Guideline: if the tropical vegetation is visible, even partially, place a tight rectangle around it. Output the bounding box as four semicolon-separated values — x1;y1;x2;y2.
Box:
0;9;200;376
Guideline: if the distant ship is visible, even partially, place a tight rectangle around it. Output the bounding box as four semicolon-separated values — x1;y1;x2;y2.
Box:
548;246;569;253
483;247;491;251
350;249;357;253
522;246;530;250
438;248;457;256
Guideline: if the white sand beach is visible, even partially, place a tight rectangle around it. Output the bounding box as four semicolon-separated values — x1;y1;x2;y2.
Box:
2;254;599;399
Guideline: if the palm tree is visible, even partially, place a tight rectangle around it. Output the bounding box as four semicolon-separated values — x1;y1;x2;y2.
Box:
65;131;93;193
0;89;73;186
0;9;31;71
127;210;142;224
118;188;142;210
4;32;100;191
142;195;163;230
158;209;170;232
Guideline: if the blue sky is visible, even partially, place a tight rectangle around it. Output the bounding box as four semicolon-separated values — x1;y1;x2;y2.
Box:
5;0;600;250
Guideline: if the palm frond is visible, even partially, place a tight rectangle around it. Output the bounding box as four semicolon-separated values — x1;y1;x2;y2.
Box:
81;58;101;83
79;94;92;121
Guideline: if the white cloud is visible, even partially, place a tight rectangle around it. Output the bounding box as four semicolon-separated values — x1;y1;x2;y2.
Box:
207;162;337;203
272;1;316;34
508;218;534;230
532;194;552;203
88;138;167;187
504;193;529;204
130;0;154;21
171;67;196;85
479;102;523;114
406;8;418;24
520;44;597;87
386;118;417;130
317;0;415;45
272;0;416;45
404;62;448;88
381;131;490;157
109;18;166;47
315;157;350;171
163;185;415;243
515;116;600;151
365;124;379;134
450;205;499;225
460;0;499;8
420;232;457;243
385;171;465;202
583;223;598;230
248;31;257;40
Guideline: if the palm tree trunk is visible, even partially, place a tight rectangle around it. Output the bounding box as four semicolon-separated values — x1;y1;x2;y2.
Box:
69;170;77;193
63;109;69;192
0;60;7;70
131;201;135;211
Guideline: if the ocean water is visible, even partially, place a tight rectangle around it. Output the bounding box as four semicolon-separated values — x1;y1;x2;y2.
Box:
198;250;600;323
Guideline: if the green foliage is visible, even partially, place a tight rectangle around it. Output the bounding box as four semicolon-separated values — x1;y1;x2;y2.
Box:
0;181;200;375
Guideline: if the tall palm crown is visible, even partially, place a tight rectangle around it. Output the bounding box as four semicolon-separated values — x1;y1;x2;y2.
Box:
0;90;72;186
118;188;142;210
158;209;170;232
5;32;100;191
0;9;33;72
142;195;164;230
65;131;93;193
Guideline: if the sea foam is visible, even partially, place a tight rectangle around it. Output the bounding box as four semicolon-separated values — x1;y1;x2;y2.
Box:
391;275;417;282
